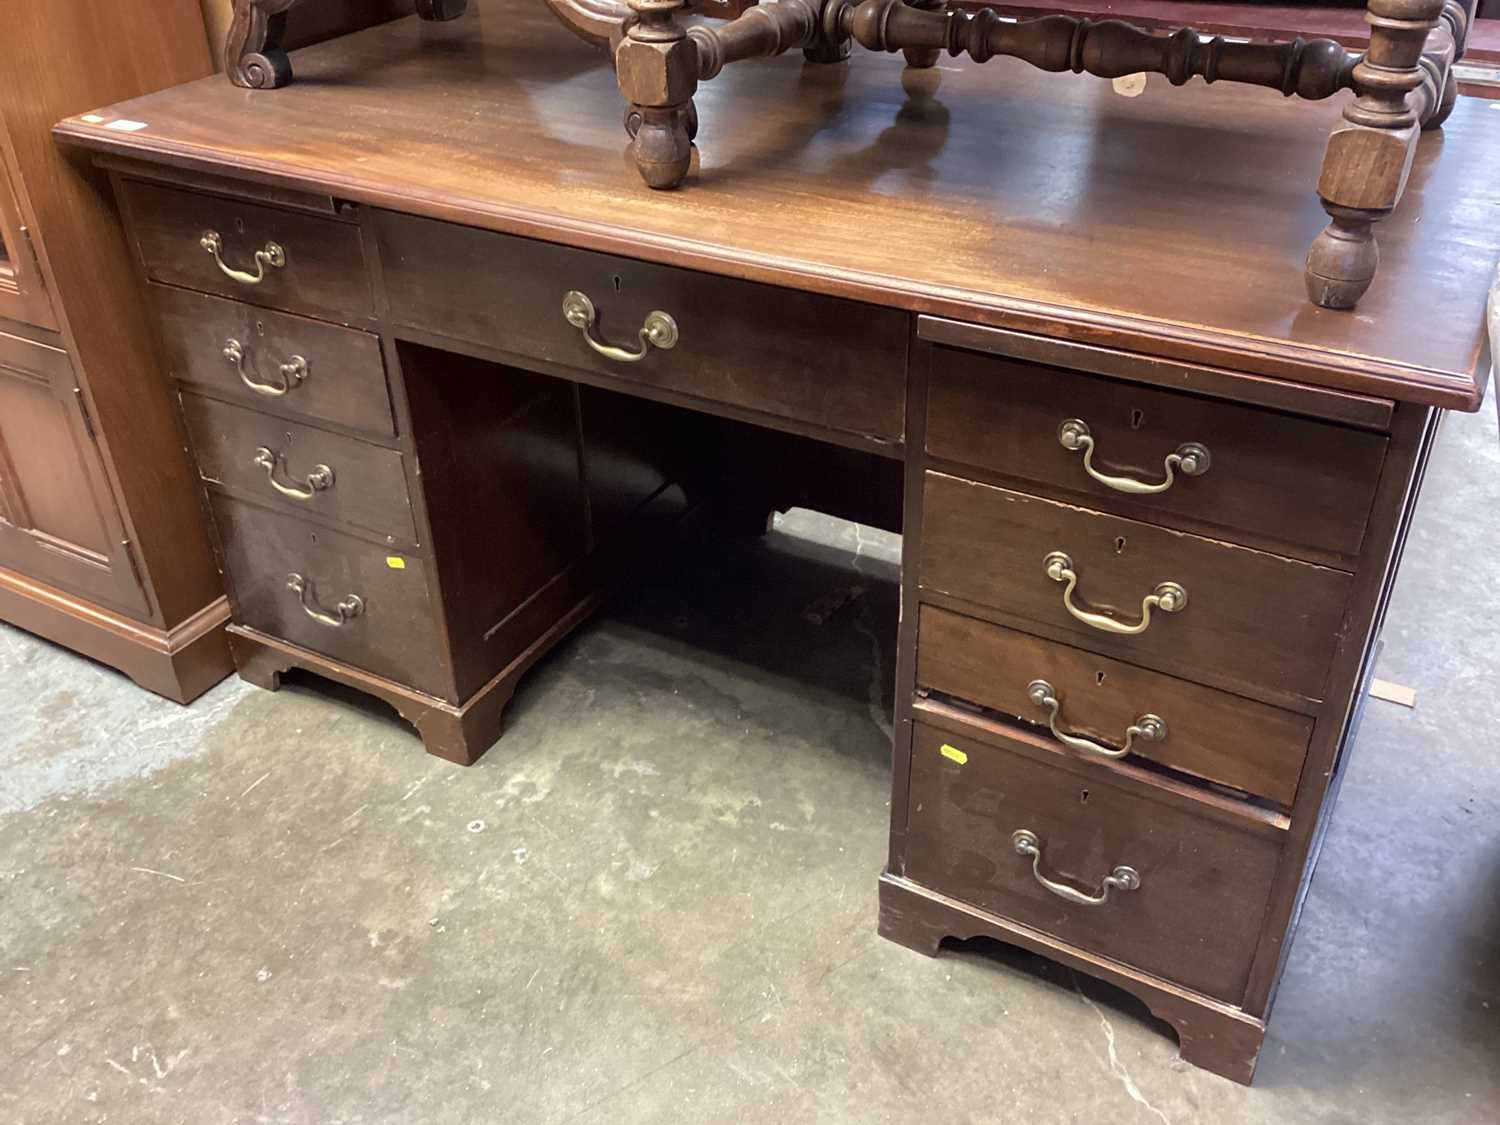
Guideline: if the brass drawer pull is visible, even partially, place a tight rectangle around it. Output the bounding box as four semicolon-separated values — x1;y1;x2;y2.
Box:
1026;679;1166;760
1012;829;1140;908
252;447;334;500
1043;551;1187;636
561;290;678;363
200;229;285;285
223;338;308;396
286;573;363;627
1057;419;1210;495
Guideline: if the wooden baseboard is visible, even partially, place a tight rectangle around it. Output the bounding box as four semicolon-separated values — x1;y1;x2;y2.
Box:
0;566;233;704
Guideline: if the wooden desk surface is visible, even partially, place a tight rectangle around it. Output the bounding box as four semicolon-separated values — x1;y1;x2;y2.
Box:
55;0;1499;409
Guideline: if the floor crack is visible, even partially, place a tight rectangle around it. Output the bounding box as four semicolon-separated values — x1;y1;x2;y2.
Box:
1071;970;1171;1125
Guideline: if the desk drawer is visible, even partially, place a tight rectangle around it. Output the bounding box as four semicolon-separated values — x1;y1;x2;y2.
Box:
906;720;1282;1004
916;606;1312;806
926;349;1387;560
210;495;449;699
918;472;1352;702
374;211;907;443
154;286;395;437
123;180;373;321
183;393;417;543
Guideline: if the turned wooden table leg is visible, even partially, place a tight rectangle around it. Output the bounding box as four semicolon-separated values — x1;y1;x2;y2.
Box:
1305;0;1446;309
1418;0;1475;129
901;0;946;68
617;0;698;189
226;0;468;89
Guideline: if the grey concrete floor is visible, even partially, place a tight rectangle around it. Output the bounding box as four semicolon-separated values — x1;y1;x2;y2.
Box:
2;404;1497;1125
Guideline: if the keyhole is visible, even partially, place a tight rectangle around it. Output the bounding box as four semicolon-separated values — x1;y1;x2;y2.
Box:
1114;536;1127;554
1096;671;1106;686
1079;789;1090;805
1129;409;1145;429
612;274;622;293
309;531;318;544
255;320;266;337
234;216;246;235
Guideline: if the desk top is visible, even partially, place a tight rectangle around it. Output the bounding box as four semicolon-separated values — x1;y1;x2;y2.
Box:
56;0;1499;410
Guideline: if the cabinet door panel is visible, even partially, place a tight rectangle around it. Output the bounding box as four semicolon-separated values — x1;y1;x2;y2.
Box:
0;329;148;615
0;374;111;553
0;141;56;330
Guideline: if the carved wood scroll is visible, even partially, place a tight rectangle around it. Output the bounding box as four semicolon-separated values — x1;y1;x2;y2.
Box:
225;0;471;88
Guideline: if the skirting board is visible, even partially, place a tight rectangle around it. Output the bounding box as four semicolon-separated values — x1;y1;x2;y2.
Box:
0;565;233;704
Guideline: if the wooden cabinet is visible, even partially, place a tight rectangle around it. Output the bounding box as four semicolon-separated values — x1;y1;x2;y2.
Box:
55;0;1498;1086
0;3;231;702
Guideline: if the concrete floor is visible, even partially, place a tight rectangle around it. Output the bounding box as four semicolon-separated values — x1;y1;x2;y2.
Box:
2;403;1497;1125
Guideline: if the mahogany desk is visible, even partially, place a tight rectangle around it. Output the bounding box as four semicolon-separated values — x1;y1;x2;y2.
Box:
56;0;1497;1085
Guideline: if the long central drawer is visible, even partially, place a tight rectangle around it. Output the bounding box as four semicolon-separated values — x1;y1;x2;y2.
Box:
373;211;908;444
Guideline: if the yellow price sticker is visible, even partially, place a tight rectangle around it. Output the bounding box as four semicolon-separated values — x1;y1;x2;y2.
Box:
386;556;406;570
939;743;967;765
